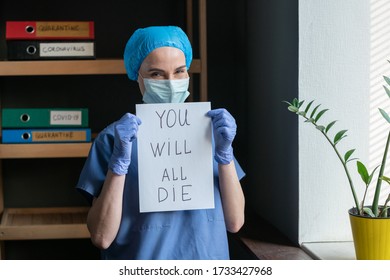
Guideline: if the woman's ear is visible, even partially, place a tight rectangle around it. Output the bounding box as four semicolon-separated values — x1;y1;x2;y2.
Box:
137;74;145;95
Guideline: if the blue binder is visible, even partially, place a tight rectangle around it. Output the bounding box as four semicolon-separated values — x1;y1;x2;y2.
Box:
2;128;91;143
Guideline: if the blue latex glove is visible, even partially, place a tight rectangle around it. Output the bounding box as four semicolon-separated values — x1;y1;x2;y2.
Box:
207;108;237;164
108;113;142;175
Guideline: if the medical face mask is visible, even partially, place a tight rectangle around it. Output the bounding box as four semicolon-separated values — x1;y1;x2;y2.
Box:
141;77;190;104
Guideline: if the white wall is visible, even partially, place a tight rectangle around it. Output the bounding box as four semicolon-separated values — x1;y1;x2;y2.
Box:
245;0;390;245
299;0;373;243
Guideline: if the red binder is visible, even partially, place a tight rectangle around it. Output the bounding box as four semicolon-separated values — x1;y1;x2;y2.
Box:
6;21;95;40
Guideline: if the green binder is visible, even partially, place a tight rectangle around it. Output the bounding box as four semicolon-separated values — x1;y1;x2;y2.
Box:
2;108;89;128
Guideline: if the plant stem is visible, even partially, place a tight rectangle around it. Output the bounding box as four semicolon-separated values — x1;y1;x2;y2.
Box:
304;116;361;212
321;131;361;213
372;130;390;216
361;185;369;214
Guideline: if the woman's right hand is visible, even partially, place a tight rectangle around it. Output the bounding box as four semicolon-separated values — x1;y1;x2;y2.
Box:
108;113;142;175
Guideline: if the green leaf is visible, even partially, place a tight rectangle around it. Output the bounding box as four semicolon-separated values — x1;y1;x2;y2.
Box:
380;195;390;217
292;98;299;107
297;111;306;116
382;194;390;217
304;100;315;114
287;106;299;113
384;75;390;87
310;104;321;119
346;158;358;163
282;100;293;107
334;129;348;145
316;125;325;132
363;207;375;217
383;85;390;99
298;100;304;109
344;149;355;162
386;193;390;204
325;120;337;133
357;161;369;185
314;109;329;123
304;118;314;123
379;108;390;124
380;175;390;185
367;165;380;186
380;206;389;217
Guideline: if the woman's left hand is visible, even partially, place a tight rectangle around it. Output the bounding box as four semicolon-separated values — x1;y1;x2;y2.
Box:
207;108;237;164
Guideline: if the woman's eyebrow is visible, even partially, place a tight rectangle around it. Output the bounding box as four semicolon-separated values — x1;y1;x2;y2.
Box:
176;65;187;71
146;65;187;73
147;68;164;73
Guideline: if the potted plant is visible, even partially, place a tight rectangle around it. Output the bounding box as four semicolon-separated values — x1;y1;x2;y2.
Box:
284;73;390;260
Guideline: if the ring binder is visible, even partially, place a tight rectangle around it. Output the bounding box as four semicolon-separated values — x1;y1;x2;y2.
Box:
6;21;95;40
2;128;91;143
2;108;89;128
7;41;95;60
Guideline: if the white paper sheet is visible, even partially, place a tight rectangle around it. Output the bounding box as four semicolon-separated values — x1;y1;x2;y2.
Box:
136;102;214;213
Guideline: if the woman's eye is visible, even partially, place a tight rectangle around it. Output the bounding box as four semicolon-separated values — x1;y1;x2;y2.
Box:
150;72;163;78
175;69;188;78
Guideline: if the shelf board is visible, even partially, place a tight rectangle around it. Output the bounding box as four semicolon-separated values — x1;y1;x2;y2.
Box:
0;207;90;240
0;143;91;159
0;59;126;76
0;58;201;76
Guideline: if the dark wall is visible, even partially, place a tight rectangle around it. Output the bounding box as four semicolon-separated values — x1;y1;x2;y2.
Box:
244;0;299;243
207;1;247;168
207;0;299;244
0;0;187;260
208;0;299;244
0;0;186;59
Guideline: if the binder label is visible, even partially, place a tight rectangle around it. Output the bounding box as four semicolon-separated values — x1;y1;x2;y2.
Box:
32;130;87;142
50;110;83;125
36;21;91;37
39;42;94;57
6;21;94;40
50;111;82;125
2;108;88;128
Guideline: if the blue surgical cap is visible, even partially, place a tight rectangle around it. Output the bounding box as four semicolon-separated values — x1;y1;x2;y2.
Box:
123;26;193;81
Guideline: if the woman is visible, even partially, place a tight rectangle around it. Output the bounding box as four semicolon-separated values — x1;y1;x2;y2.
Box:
76;26;245;259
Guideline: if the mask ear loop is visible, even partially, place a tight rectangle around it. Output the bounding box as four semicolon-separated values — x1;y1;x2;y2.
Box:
137;72;145;83
137;72;147;98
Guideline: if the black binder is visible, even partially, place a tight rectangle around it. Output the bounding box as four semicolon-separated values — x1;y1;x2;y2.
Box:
7;40;95;60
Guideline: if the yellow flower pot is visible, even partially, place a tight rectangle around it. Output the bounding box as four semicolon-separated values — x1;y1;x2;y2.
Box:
349;208;390;260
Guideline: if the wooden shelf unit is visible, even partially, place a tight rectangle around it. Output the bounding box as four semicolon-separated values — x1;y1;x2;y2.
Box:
0;0;207;259
0;59;126;76
0;207;90;240
0;143;91;159
0;58;202;76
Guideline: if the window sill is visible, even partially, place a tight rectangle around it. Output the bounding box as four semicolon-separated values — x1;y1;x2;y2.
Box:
301;241;356;260
232;207;312;260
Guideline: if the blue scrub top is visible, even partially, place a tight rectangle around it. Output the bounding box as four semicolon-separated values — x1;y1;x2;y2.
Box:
76;121;245;260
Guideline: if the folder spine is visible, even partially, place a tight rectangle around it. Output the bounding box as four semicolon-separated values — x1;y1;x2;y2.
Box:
6;21;95;40
2;108;89;128
2;128;91;143
7;40;95;60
